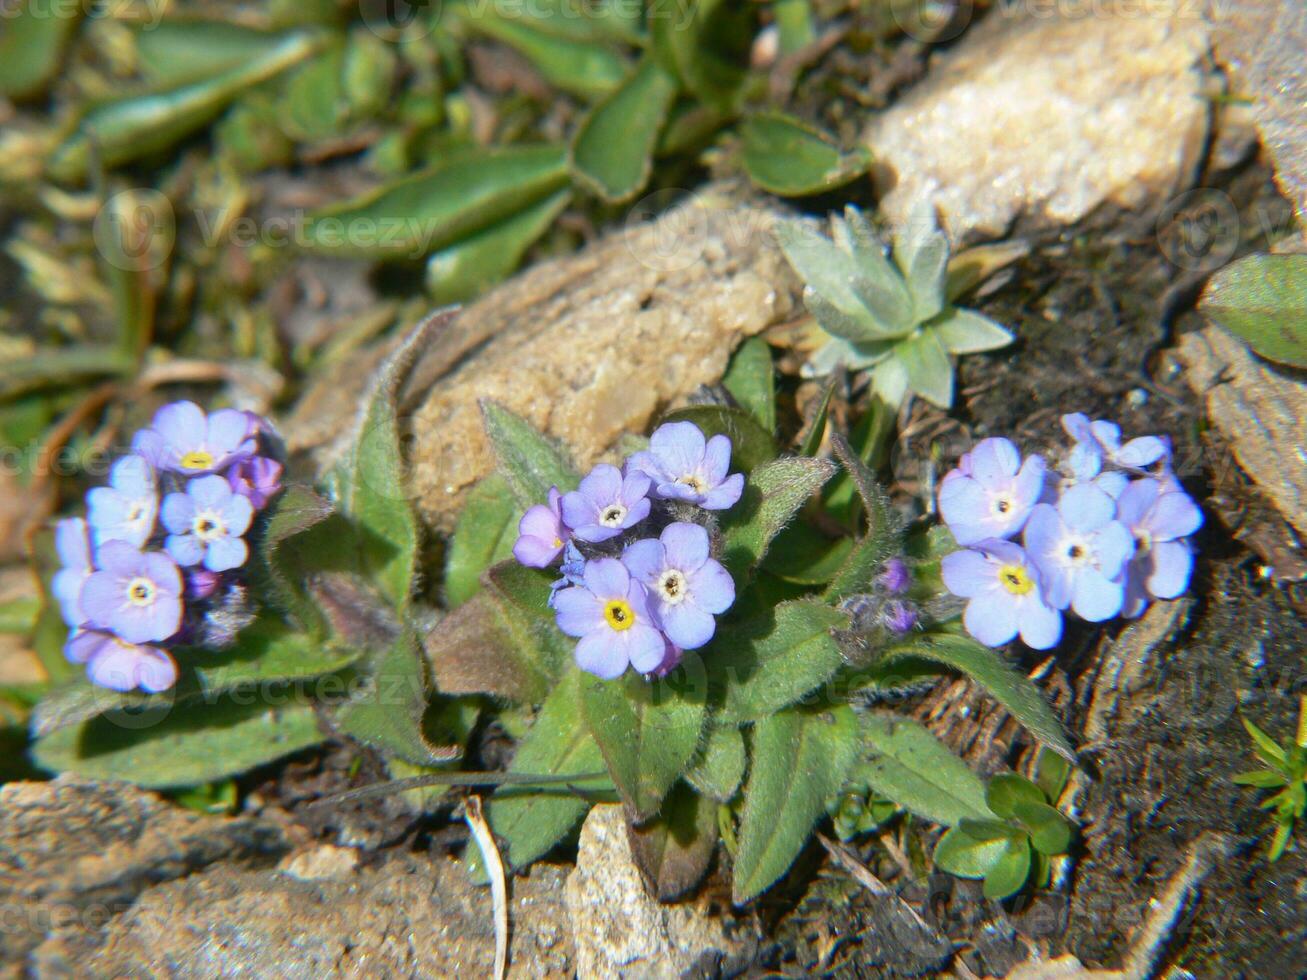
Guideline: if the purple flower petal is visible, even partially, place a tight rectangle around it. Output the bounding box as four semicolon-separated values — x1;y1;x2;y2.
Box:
1147;540;1193;598
621;538;666;584
1017;600;1062;649
969;437;1020;484
165;533;206;568
574;631;628;679
702;434;732;484
660;521;710;569
553;586;604;637
1093;521;1135;580
649;422;705;477
659;601;715;649
203;535;248;572
583;557;629;601
1070;569;1123;621
688;559;735;615
941;549;992;598
964;593;1019;646
1058;483;1114;532
153;401;206;448
699;472;745;510
625;623;673;673
1151;490;1203;540
207;408;253;455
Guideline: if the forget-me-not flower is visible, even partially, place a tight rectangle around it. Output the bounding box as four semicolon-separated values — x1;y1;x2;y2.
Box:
621;522;734;650
80;540;183;643
553;557;666;679
514;487;570;567
561;464;652;543
627;421;744;510
51;517;93;628
941;539;1062;649
1062;413;1169;471
227;456;283;510
86;455;157;548
1115;477;1203;617
132;400;255;475
161;475;254;572
937;437;1046;545
1023;483;1134;621
64;629;178;693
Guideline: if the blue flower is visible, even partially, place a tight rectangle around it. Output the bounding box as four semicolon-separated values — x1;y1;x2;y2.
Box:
86;455;157;549
161;475;255;572
80;541;184;644
132;400;255;475
1061;413;1169;471
561;464;652;543
1115;477;1203;617
627;421;744;510
51;517;93;628
64;629;178;693
1023;484;1135;621
937;437;1046;545
621;522;735;650
514;487;570;567
227;455;283;510
553;557;666;679
941;539;1062;649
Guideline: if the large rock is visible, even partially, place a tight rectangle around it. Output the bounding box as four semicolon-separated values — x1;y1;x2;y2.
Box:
0;776;291;966
564;804;757;979
865;6;1210;244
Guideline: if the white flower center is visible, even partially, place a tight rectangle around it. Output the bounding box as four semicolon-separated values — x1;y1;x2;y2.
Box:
192;509;226;542
655;569;689;606
991;493;1015;518
126;576;156;606
1063;534;1095;568
599;503;628;527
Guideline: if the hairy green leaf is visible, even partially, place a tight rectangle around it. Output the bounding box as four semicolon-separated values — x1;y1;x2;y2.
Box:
733;702;859;903
1012;800;1073;855
445;474;519;608
860;712;994;826
798;377;836;458
762;524;853;586
722;336;777;435
628;781;719;901
685;725;746;802
721;457;836;578
480;399;580;510
825;432;901;600
255;485;334;632
983;840;1032;899
1199;253;1307;368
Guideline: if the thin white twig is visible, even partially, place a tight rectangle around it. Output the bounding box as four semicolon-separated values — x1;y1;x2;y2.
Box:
463;796;508;980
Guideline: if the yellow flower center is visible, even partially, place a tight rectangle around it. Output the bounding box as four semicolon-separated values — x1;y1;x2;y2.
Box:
603;599;636;632
180;450;215;471
126;576;156;606
192;511;225;542
678;474;707;494
998;564;1034;596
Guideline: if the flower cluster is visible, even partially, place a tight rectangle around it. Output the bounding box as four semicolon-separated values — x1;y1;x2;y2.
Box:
513;421;742;680
938;414;1202;650
52;401;284;692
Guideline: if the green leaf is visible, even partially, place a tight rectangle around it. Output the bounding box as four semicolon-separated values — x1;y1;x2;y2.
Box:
133;20;300;86
327;314;445;610
798;377;836;457
982;840;1032;899
1242;716;1288;766
945;241;1030;302
580;655;707;820
31;693;324;789
740;112;870;197
733;702;859;903
1199;253;1307;368
685;725;746;802
776;219;892;339
824;431;901;600
933;307;1014;355
1233;769;1288;788
713;601;849;724
298;145;569;259
761;524;853;586
480;399;580;510
649;0;752;109
254;485;334;632
425;189;572;304
880;633;1076;761
0;2;79;98
628;781;719;901
464;8;629;100
721;456;836;577
895;328;954;409
1011;800;1073;856
49;30;320;180
334;626;454;767
426;562;572;702
1034;746;1071;803
860;712;995;827
932;825;1012;878
893;200;950;322
660;404;777;475
722;337;777;435
986;773;1046;820
445;474;520;608
569;56;679;203
479;670;613;871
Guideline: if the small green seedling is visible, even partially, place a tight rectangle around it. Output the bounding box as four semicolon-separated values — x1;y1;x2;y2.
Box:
1233;696;1307;861
932;764;1074;900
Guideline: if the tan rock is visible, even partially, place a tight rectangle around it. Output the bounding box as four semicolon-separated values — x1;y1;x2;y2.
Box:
564;804;757;979
399;186;799;531
865;5;1211;244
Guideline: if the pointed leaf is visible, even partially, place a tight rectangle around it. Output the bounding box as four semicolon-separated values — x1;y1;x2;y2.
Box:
480;399;581;509
445;474;519;608
1199;253;1307;368
685;725;746;802
720;456;835;577
570;56;679;203
713;601;849;724
945;240;1030;302
1233;769;1287;788
860;712;995;826
628;781;719;901
894;200;950;322
798;377;836;457
895;329;954;409
774;218;873;322
824;431;902;600
722;336;777;434
934;307;1014;354
479;670;612;871
1242;717;1288;766
933;825;1012;878
733;702;859;903
740;112;870;197
581;654;707;820
881;633;1076;761
253;485;335;632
